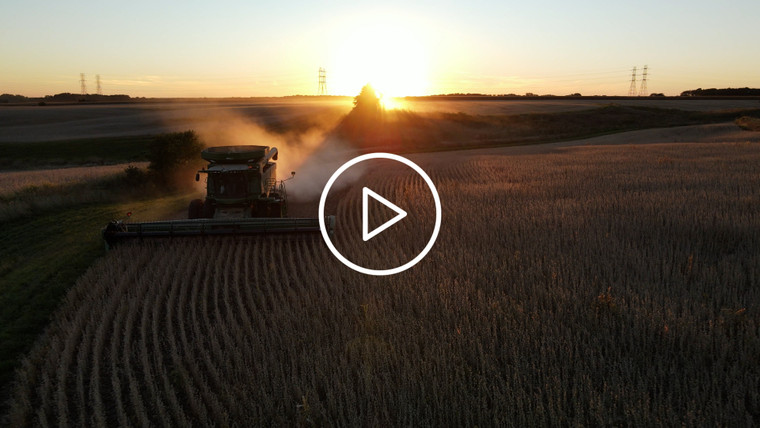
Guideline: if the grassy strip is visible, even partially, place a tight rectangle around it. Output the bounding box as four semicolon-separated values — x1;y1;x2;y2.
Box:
443;104;760;128
0;135;153;170
487;104;760;134
431;105;760;147
338;105;760;153
736;116;760;131
0;195;190;399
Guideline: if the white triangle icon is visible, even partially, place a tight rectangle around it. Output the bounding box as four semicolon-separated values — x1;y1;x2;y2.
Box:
362;187;407;242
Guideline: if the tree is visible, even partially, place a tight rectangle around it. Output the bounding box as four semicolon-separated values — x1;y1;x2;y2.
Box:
148;130;205;188
353;84;381;115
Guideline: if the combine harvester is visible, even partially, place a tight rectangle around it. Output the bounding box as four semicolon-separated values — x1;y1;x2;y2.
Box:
103;145;334;249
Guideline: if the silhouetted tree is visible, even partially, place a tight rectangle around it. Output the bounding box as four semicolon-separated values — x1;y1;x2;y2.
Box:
353;84;381;116
148;130;205;188
332;84;387;147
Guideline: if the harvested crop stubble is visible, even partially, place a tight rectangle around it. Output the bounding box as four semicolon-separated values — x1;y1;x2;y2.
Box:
7;142;760;426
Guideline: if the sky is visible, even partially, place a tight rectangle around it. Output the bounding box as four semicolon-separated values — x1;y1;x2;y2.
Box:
1;0;759;98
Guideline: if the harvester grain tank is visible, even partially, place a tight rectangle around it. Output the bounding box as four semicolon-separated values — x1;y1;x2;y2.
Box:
103;145;333;248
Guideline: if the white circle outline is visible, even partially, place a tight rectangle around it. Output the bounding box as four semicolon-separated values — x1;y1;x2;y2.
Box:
319;153;442;276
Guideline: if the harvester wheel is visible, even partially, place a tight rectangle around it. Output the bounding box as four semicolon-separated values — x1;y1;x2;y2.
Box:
188;199;203;219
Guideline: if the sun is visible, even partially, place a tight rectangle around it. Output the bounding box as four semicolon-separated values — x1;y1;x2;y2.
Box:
328;14;430;101
378;93;403;110
358;85;403;110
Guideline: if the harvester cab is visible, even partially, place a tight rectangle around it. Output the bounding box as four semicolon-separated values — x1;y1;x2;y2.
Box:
102;145;333;249
189;146;285;219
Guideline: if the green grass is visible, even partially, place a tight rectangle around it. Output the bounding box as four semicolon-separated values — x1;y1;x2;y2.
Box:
0;195;190;399
0;135;153;169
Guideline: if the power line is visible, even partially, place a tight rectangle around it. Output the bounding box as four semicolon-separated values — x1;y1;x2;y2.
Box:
80;73;87;96
96;74;102;95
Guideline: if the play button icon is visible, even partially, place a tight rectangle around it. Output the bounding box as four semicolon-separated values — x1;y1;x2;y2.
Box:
362;187;407;241
319;152;442;276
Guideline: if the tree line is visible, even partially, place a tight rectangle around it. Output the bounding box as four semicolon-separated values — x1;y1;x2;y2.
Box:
0;93;131;103
680;87;760;96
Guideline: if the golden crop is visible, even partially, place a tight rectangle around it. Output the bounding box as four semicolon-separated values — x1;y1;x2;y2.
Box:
8;142;760;426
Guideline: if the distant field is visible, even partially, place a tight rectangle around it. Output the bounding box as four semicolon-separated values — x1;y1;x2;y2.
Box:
8;141;760;426
2;98;759;143
0;99;352;143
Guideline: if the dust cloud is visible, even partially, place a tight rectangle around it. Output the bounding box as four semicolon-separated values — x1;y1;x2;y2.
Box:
181;108;365;203
284;136;367;202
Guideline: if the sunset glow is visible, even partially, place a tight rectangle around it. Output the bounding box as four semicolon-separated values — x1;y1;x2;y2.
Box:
1;1;759;97
326;14;431;97
379;95;406;110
